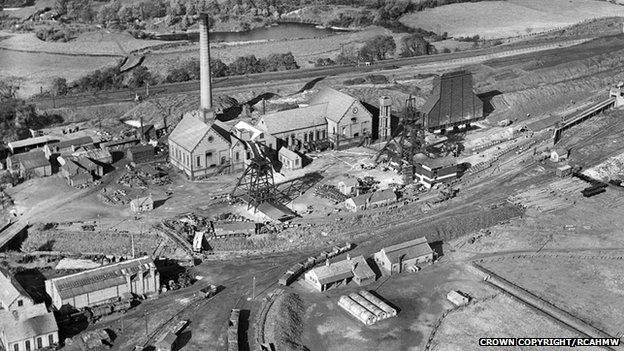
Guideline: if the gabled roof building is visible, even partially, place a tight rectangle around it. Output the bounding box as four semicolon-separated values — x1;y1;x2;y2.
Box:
373;237;434;275
304;255;375;291
6;151;51;178
255;87;373;152
0;303;59;351
0;268;34;311
168;115;249;179
44;256;160;310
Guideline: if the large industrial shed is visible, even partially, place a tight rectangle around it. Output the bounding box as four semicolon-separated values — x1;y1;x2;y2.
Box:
374;237;434;275
44;256;160;310
6;151;52;178
422;71;483;131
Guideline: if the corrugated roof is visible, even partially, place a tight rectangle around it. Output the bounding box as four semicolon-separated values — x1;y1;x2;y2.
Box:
278;147;300;161
62;159;85;175
128;144;154;154
48;136;93;151
75;157;99;171
309;259;354;285
47;256;154;300
11;151;49;170
0;303;58;342
0;268;31;308
309;87;358;123
369;189;396;204
8;135;55;150
422;71;483;128
258;103;327;135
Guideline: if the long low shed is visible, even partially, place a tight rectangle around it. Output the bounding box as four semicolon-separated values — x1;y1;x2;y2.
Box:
358;291;397;317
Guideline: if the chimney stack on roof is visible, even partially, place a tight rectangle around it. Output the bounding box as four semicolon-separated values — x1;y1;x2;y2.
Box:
199;13;214;124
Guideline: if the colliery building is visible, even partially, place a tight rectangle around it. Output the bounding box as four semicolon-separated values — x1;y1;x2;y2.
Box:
256;88;373;152
374;237;434;275
0;269;59;351
44;256;160;310
421;71;484;131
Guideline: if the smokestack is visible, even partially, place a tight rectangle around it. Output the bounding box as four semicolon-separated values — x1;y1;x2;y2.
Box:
199;13;214;123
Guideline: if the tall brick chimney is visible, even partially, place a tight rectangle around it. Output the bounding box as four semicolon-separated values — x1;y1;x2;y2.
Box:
199;13;214;123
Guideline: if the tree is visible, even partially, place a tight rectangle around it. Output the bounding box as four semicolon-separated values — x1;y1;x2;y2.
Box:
228;55;265;75
50;77;68;96
359;35;395;61
210;59;229;77
264;52;299;72
399;33;436;57
128;66;153;88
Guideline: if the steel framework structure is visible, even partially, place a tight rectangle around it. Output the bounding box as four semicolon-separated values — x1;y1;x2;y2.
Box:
230;156;281;211
375;96;427;175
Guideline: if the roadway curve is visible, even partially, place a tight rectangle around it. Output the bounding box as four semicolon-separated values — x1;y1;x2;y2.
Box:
29;38;590;110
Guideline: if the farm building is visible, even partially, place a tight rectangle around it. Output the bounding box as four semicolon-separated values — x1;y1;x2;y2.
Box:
421;70;484;131
413;157;458;188
0;303;59;351
344;193;371;212
338;178;359;196
0;268;35;311
368;189;397;208
278;147;302;170
212;222;257;237
373;237;434;275
304;255;375;292
447;290;470;306
255;87;373;152
6;151;51;178
43;136;94;158
168;116;249;179
44;256;160;310
130;196;154;213
7;135;58;154
550;148;569;162
127;144;155;164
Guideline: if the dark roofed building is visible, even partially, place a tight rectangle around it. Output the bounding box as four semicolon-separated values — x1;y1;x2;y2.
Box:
374;237;434;275
127;144;155;164
44;256;159;309
422;71;483;130
7;136;58;154
7;151;51;178
256;201;297;222
43;136;94;158
413;155;458;188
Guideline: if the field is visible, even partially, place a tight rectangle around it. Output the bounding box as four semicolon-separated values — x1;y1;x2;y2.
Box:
400;0;624;39
430;294;584;351
481;258;624;338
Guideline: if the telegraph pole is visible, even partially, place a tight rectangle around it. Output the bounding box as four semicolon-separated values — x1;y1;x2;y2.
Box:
252;276;256;300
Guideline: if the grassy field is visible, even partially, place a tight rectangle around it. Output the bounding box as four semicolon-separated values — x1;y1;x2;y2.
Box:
400;0;624;39
430;294;583;351
481;257;624;338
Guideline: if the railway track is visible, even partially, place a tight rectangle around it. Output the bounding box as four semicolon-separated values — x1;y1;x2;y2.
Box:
28;38;591;110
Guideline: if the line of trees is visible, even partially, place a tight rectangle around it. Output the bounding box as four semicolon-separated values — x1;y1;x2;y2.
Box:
49;52;299;95
315;33;437;67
